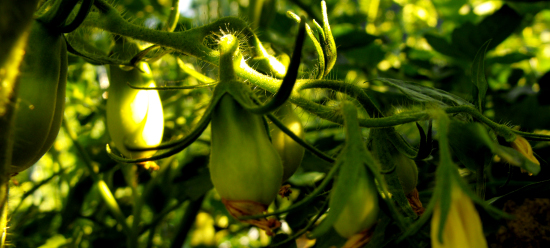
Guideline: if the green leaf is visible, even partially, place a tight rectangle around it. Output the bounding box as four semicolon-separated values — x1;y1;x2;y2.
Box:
332;24;377;50
471;40;491;112
59;175;94;232
486;53;534;65
451;22;479;59
473;5;522;51
343;43;385;68
506;1;550;15
453;5;522;59
286;11;325;79
427;5;522;60
424;34;463;59
377;78;474;107
320;0;337;77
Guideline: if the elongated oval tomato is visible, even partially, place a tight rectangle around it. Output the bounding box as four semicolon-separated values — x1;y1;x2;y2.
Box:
210;93;283;205
395;153;418;194
106;40;164;161
332;167;379;238
9;20;67;175
270;102;305;182
208;34;283;236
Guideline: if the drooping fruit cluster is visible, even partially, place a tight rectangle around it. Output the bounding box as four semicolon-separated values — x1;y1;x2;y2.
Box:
208;34;285;235
209;93;284;235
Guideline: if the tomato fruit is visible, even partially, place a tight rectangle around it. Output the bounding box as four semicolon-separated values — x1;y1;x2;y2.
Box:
106;39;164;163
9;20;67;175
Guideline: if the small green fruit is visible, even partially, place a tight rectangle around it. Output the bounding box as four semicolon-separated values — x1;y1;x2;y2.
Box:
209;93;284;235
270;103;305;182
332;168;379;238
210;93;283;205
395;154;418;195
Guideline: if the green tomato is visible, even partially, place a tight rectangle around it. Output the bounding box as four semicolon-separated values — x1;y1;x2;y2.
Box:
106;40;164;160
332;168;379;238
368;129;418;194
395;153;418;194
270;102;305;182
209;93;283;205
9;20;67;174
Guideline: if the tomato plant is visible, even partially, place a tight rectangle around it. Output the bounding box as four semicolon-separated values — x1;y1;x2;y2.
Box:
2;0;550;247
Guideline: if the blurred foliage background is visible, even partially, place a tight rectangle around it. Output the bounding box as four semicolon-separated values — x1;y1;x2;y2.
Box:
6;0;550;247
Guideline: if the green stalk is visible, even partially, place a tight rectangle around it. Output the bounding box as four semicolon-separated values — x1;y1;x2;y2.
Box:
164;0;180;32
170;196;205;248
121;165;141;248
0;184;8;248
476;165;486;199
445;105;515;141
64;118;132;238
97;180;132;235
78;2;395;126
88;0;281;69
62;117;99;182
80;0;550;147
176;58;215;83
248;0;264;30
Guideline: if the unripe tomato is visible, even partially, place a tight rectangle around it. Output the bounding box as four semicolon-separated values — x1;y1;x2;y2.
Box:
106;40;164;162
332;168;379;238
9;19;67;175
368;129;418;194
210;34;283;235
270;102;305;182
395;153;418;195
209;93;283;205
